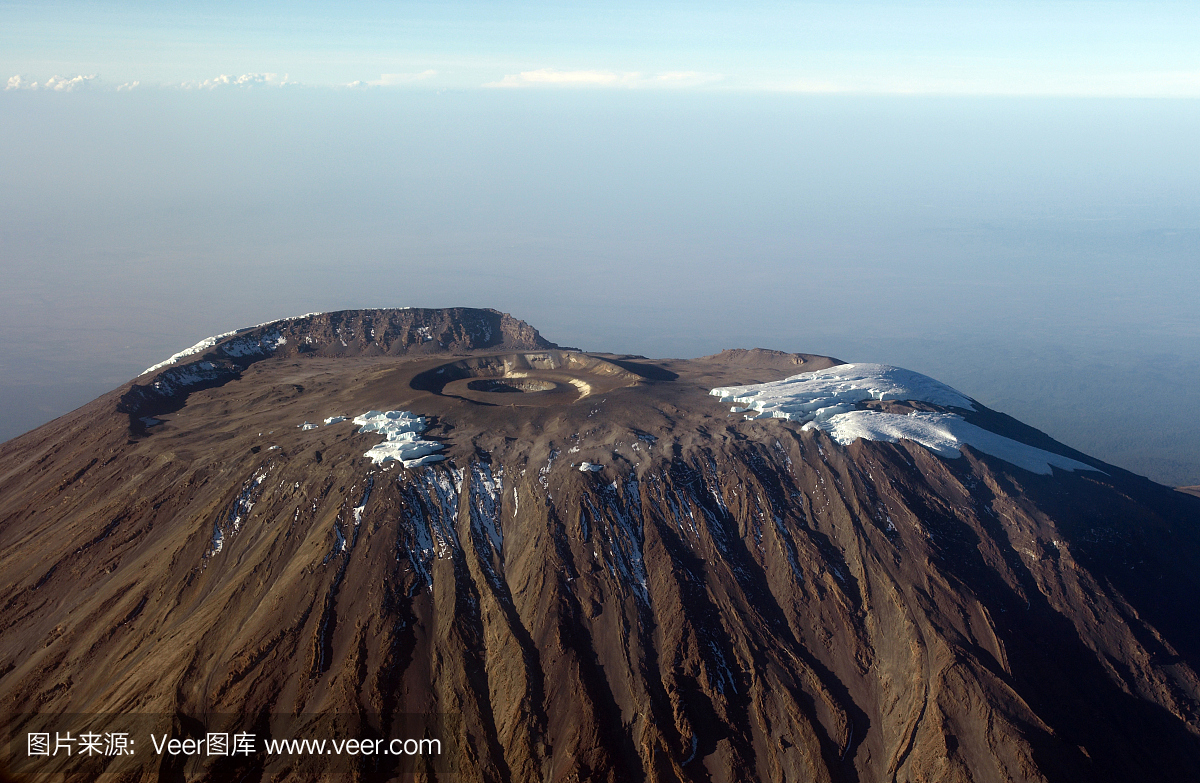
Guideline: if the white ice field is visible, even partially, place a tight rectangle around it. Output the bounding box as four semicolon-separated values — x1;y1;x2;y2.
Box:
711;363;1097;475
350;410;445;468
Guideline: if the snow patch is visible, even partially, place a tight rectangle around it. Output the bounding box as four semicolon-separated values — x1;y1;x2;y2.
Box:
353;410;445;467
141;311;328;376
221;330;286;358
578;462;603;472
141;328;286;376
323;415;347;425
711;363;975;423
538;449;559;489
468;462;505;564
209;467;269;556
352;480;372;529
146;361;229;396
712;364;1099;475
140;330;237;375
808;411;1098;475
596;475;649;601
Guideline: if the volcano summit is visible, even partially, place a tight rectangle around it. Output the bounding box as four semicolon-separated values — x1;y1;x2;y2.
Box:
2;307;1199;782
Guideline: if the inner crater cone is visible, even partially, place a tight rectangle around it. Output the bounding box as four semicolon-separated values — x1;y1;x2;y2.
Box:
466;378;558;393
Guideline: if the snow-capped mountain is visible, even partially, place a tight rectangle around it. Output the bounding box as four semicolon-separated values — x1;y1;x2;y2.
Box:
2;308;1198;782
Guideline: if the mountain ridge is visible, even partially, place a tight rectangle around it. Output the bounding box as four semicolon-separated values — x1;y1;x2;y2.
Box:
2;307;1199;782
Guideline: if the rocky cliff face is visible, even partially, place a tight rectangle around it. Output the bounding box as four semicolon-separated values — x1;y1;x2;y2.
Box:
119;308;559;428
1;309;1199;782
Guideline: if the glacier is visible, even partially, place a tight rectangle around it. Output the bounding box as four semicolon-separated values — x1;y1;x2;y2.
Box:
710;363;975;423
352;410;445;467
140;330;238;376
712;364;1098;475
139;311;322;375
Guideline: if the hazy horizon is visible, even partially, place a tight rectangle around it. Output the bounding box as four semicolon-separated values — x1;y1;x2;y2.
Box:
2;88;1197;485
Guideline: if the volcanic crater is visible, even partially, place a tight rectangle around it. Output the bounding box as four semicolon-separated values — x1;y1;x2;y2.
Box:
2;307;1200;783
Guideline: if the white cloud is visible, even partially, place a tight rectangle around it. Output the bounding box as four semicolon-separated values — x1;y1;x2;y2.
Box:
6;74;97;91
182;73;296;90
485;69;720;89
44;74;97;91
17;66;1194;97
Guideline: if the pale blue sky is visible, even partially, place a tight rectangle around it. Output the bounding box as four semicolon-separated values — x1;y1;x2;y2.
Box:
4;1;1200;95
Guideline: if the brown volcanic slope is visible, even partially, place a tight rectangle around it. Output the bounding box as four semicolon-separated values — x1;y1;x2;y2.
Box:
2;307;1200;782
